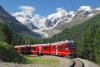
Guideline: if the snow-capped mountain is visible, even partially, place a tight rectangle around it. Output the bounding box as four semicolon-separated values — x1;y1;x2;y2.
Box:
12;6;100;38
46;8;75;29
0;5;42;38
12;6;75;30
12;6;47;30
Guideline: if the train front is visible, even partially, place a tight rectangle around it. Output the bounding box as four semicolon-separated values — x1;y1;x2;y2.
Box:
65;40;76;57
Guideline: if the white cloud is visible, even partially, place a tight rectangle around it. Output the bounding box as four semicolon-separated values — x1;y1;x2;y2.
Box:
56;8;64;11
95;7;100;11
19;5;36;11
78;6;92;11
19;5;36;14
56;8;67;13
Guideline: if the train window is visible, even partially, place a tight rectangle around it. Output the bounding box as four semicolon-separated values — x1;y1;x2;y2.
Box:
44;46;48;50
63;45;68;50
52;46;55;50
58;46;62;50
31;47;36;51
65;44;68;48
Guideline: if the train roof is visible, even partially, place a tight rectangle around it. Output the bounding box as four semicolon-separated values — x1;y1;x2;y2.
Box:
14;40;74;47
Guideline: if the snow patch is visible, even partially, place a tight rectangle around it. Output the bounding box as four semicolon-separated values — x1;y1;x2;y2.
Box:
12;5;99;38
33;29;48;38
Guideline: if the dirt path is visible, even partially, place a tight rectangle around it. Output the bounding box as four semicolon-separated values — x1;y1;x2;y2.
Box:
0;55;74;67
41;56;74;67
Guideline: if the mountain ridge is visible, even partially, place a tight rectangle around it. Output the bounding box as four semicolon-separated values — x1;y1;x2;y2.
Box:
0;5;41;38
12;6;100;38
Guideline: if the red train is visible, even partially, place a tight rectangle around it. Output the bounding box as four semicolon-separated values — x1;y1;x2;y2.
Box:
14;40;76;56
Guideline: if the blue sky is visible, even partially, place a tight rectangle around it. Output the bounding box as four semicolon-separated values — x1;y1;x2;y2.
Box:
0;0;100;16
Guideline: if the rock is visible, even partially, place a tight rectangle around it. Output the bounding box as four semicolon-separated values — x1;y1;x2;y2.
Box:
77;58;100;67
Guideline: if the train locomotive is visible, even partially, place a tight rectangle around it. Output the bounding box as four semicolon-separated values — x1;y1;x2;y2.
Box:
14;40;76;56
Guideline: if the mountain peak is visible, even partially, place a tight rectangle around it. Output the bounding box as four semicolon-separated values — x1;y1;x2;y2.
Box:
12;5;100;38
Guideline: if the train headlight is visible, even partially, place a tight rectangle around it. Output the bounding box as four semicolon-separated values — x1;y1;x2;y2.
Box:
66;48;68;50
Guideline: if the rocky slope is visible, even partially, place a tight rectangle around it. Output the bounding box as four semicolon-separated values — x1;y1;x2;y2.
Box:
43;6;100;37
0;5;41;37
13;6;100;38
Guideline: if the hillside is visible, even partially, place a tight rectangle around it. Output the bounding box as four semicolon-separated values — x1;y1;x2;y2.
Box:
30;13;100;64
13;6;100;38
0;22;30;63
43;8;99;37
0;5;41;38
52;13;100;64
0;4;100;65
0;22;14;44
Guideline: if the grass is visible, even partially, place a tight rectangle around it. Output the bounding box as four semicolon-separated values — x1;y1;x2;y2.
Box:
0;41;59;67
0;41;59;66
26;56;59;64
0;41;29;63
25;55;59;67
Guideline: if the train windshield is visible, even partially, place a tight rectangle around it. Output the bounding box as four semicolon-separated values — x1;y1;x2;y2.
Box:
69;43;76;48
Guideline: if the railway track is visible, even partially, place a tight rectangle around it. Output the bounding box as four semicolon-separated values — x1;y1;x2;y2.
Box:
71;58;99;67
71;59;84;67
77;58;100;67
0;56;99;67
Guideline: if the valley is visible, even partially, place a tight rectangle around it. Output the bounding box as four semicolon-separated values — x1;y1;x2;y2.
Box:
0;1;100;67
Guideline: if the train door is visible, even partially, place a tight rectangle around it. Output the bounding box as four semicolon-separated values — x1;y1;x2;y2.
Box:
57;44;62;56
15;47;21;54
25;46;31;54
50;44;56;55
60;43;69;56
20;47;25;54
31;45;39;55
20;46;31;55
39;45;42;55
42;45;50;55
